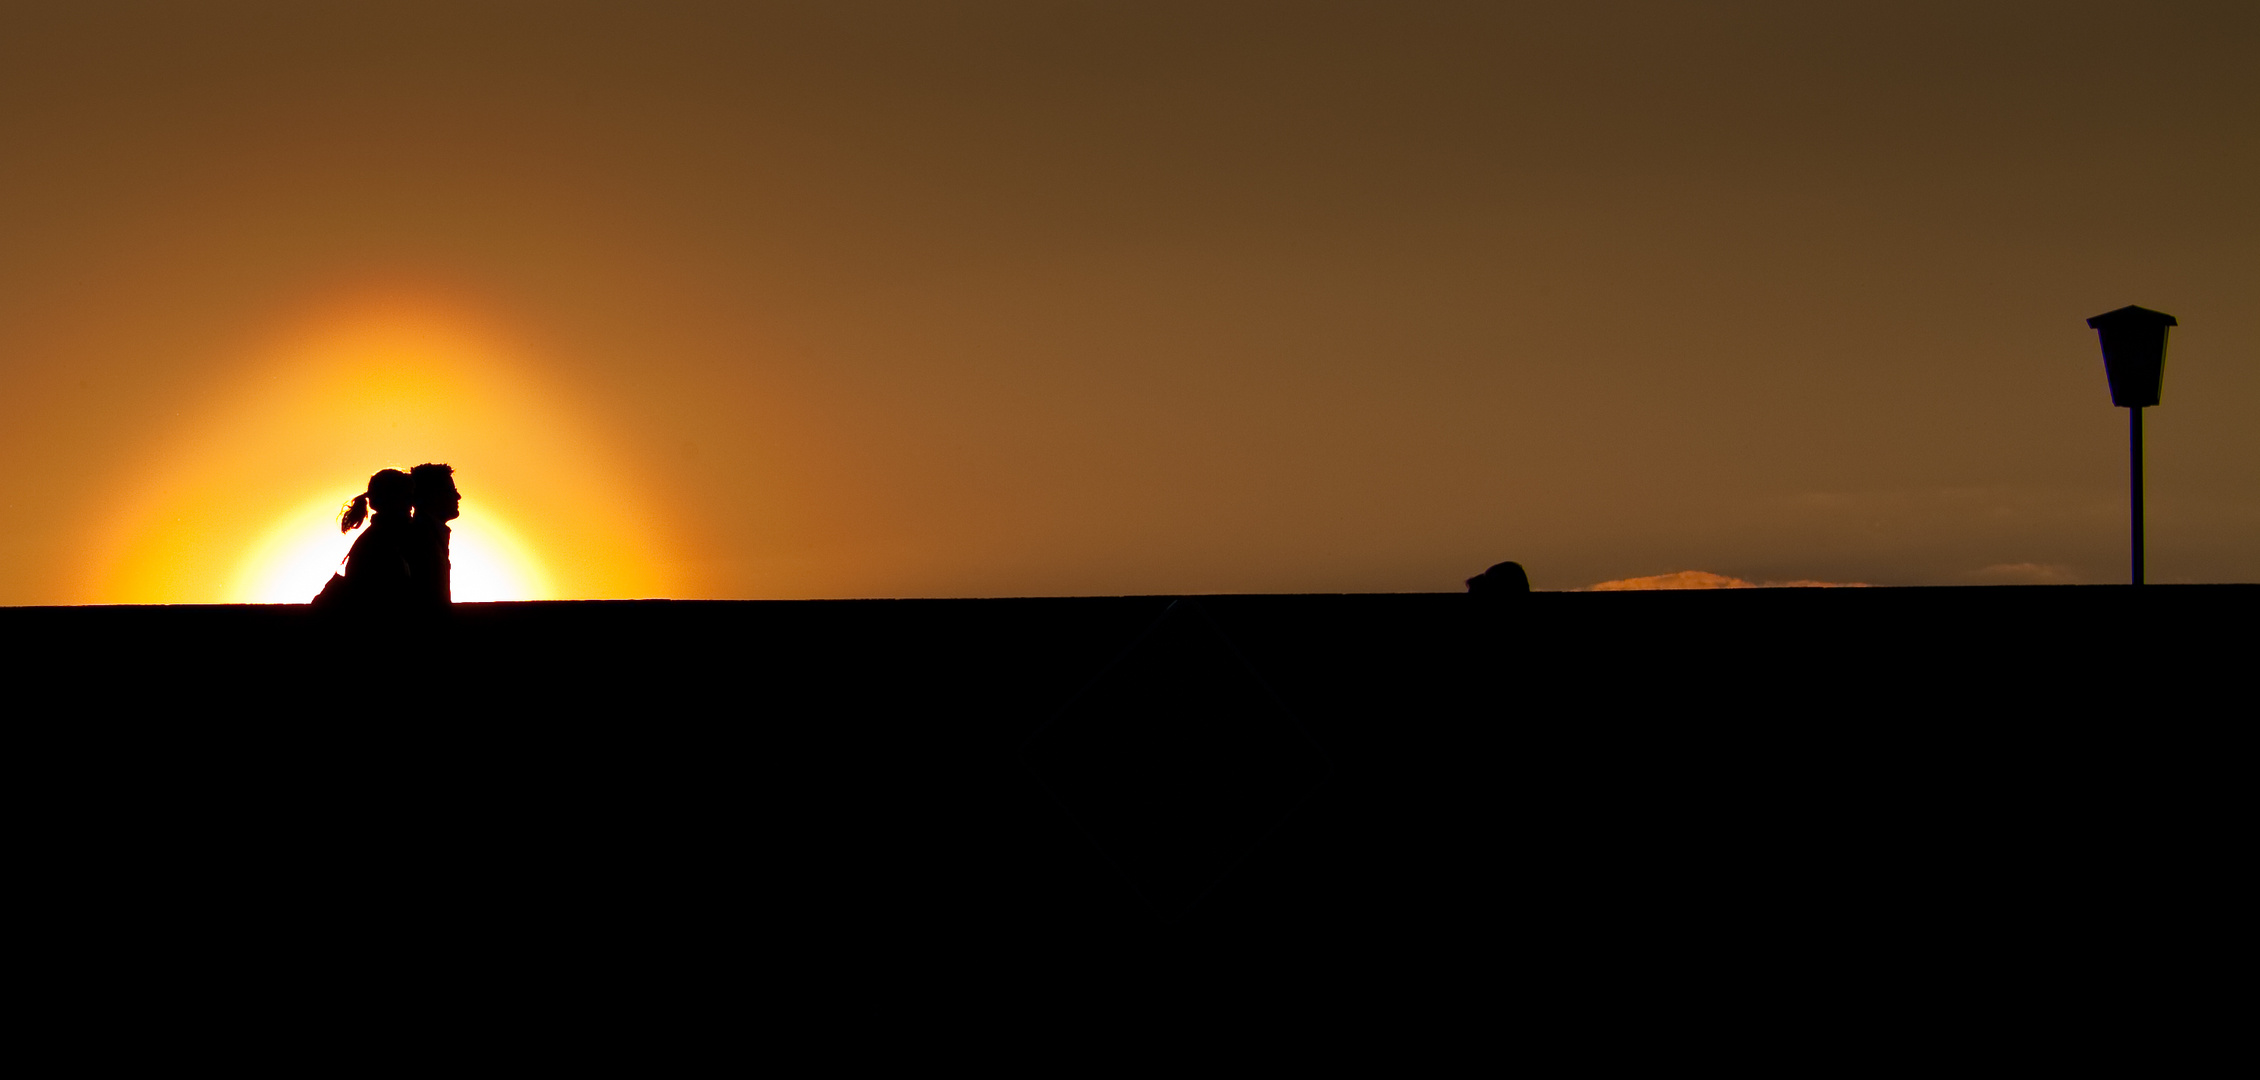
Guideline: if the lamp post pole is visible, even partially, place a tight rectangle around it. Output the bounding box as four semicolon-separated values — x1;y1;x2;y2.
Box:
2129;405;2144;587
2085;305;2175;588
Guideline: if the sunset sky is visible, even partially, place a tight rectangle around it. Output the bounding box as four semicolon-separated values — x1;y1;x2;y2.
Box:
2;1;2254;604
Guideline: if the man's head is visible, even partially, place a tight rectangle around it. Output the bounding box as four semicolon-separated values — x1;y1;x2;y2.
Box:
410;463;460;523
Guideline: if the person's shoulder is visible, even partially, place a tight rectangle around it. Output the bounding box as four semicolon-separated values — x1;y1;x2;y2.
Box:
351;520;414;561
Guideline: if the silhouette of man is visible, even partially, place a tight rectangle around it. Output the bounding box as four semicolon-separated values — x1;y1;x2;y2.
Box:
409;463;459;607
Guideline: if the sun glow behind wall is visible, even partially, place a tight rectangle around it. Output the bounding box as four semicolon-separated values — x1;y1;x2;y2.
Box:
230;494;551;604
92;301;676;604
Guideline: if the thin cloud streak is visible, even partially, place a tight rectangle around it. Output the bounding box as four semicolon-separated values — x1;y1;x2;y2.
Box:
1586;571;1870;591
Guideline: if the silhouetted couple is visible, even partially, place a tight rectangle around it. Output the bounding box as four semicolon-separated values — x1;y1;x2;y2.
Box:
312;463;459;613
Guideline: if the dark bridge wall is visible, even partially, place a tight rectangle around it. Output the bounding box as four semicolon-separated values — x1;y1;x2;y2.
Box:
6;586;2249;1009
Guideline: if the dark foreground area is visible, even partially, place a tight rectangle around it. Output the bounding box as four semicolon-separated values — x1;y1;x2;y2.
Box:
6;586;2250;1022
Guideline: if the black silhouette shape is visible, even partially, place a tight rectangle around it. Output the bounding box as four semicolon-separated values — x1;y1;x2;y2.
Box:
2087;305;2177;586
1021;599;1329;923
11;585;2254;992
1466;560;1530;595
409;463;459;606
312;469;418;611
2087;305;2175;409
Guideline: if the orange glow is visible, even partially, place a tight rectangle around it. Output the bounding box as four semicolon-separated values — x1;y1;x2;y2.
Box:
1586;571;1870;591
231;493;551;603
90;300;678;604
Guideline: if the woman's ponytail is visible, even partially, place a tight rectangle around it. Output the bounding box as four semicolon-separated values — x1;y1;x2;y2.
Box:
340;469;411;531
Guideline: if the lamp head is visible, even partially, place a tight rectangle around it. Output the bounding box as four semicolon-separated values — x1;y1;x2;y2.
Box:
2086;305;2176;408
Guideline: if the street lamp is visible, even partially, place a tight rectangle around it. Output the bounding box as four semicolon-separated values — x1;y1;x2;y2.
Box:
2084;304;2177;586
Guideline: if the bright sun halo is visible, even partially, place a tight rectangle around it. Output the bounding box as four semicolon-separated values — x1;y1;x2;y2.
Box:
233;494;552;604
94;305;674;605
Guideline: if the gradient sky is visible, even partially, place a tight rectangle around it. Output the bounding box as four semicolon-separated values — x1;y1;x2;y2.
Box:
3;1;2254;603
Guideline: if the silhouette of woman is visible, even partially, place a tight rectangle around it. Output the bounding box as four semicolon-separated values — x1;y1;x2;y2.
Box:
408;463;458;606
312;469;418;610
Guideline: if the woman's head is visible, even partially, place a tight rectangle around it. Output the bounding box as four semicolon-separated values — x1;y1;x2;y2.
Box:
340;468;414;532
